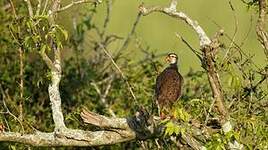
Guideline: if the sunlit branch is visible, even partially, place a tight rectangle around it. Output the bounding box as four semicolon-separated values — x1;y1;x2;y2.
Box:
57;0;101;12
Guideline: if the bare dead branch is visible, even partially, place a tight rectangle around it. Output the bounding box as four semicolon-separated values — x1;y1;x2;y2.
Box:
102;11;142;72
98;43;138;104
0;84;25;133
210;18;260;69
139;1;211;47
175;33;202;62
57;0;101;12
91;78;116;117
256;0;268;60
101;0;112;38
101;78;116;117
81;109;128;129
114;12;142;59
221;1;239;65
139;0;227;120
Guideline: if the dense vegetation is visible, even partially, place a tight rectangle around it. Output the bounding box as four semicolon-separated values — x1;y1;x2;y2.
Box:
0;0;267;149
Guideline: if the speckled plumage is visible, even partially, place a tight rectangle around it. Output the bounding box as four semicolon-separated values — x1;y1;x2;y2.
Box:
155;53;183;112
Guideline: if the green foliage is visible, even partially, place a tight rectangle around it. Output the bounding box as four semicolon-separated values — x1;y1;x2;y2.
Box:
162;120;186;137
172;104;191;122
164;121;180;136
0;0;268;149
206;130;241;150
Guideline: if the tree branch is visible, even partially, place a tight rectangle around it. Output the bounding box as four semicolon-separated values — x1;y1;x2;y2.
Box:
98;43;138;104
139;0;228;121
101;0;112;39
114;12;142;59
57;0;101;12
39;51;56;71
91;78;116;117
36;0;42;16
25;0;33;17
256;0;268;60
139;2;211;47
0;129;135;146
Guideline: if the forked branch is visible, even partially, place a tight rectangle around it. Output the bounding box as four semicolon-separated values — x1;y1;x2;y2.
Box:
139;0;228;121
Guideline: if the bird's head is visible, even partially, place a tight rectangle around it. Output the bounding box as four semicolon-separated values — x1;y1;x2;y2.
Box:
165;52;178;64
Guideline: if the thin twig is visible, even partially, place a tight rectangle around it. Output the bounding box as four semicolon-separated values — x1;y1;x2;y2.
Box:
8;0;17;18
256;0;268;60
42;0;49;15
102;78;115;117
240;15;253;47
91;82;101;95
101;78;113;104
36;0;42;16
204;98;216;125
95;76;114;85
210;18;261;70
221;1;239;65
0;84;25;133
175;33;202;62
3;115;10;132
57;0;101;12
101;12;142;73
25;0;33;17
101;0;112;39
98;43;138;105
114;12;142;59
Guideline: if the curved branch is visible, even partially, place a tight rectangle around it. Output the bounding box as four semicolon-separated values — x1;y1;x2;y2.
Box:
139;0;227;121
57;0;101;12
139;2;211;47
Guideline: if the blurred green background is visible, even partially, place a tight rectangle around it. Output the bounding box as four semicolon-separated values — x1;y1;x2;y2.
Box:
58;0;264;74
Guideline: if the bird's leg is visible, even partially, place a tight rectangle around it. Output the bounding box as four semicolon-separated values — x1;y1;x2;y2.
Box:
160;108;168;120
157;102;166;119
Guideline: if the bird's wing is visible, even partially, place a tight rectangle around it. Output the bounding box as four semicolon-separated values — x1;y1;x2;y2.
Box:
155;68;183;106
155;71;164;97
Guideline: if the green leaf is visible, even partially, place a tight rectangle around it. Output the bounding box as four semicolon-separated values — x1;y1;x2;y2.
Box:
164;121;180;136
54;25;68;40
173;108;190;122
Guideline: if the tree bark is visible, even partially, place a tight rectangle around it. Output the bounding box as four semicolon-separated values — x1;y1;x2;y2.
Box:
256;0;268;60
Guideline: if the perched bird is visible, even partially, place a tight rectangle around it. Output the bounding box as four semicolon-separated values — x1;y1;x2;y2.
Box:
155;53;183;117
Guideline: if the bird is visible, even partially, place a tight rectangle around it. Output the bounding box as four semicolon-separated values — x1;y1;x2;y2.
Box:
155;52;183;118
